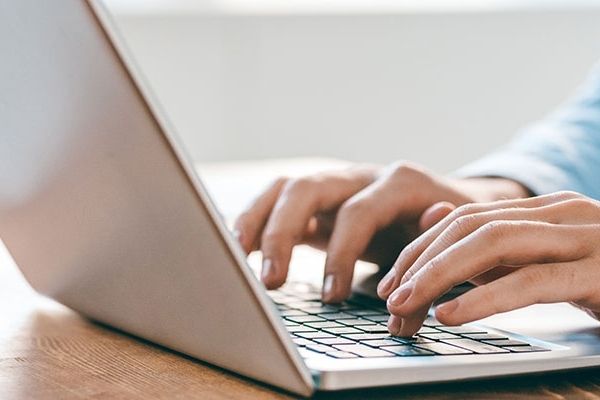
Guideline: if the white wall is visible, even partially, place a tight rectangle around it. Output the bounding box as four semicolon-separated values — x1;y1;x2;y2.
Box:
106;2;600;173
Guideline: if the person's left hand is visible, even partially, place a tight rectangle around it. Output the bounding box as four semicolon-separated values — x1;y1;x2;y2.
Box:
377;191;600;337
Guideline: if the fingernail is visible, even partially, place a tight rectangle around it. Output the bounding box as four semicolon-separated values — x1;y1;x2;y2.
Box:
388;280;413;307
262;258;275;283
387;315;402;337
232;229;242;242
377;267;397;297
232;230;245;249
322;275;337;303
436;298;459;316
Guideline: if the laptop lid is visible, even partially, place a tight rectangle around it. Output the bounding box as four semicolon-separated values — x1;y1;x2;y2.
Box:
0;0;313;396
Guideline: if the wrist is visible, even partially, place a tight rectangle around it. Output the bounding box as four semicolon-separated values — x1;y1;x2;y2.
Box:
452;177;534;203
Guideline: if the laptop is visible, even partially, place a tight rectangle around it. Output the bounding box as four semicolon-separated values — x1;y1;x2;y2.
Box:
2;1;600;397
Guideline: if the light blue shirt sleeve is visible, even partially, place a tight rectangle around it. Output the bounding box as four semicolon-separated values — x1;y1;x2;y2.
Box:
454;64;600;200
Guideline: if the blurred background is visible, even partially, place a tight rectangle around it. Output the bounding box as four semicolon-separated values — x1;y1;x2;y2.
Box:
104;0;600;173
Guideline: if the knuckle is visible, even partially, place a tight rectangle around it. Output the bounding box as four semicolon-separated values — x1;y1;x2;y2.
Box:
555;190;585;201
281;176;316;197
478;220;512;243
337;196;371;220
446;213;480;239
565;197;599;215
542;190;584;206
401;266;417;283
385;160;429;183
422;256;446;281
452;203;483;219
399;240;419;261
475;221;516;266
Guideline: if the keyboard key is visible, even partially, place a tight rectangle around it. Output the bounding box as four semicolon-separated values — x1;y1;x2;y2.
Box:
302;305;340;314
314;337;355;346
333;344;396;358
292;338;313;347
418;332;462;341
343;333;392;341
324;327;364;335
317;312;356;320
356;324;390;334
462;333;508;341
338;318;376;326
295;331;336;339
437;325;488;335
364;314;390;323
416;326;443;335
306;344;334;354
482;339;531;347
444;339;510;354
347;309;386;317
424;316;444;326
326;351;359;359
360;338;403;348
286;326;317;333
381;345;435;356
305;321;345;330
504;346;550;353
287;301;322;309
414;342;473;355
280;309;307;317
391;336;435;345
285;315;326;324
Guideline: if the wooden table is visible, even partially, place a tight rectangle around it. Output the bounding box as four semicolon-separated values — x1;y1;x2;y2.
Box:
2;159;600;399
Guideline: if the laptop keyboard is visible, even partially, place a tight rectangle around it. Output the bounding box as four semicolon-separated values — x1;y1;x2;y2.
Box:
269;282;550;360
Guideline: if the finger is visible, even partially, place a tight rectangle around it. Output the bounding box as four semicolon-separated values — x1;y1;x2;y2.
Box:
233;178;287;254
397;191;584;280
398;197;556;271
387;305;430;337
380;193;588;300
260;169;378;289
321;167;430;302
377;202;454;300
434;261;589;326
405;194;596;285
388;222;588;317
377;202;503;300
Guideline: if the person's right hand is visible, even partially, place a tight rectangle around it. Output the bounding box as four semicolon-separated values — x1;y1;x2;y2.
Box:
377;191;600;337
233;161;508;303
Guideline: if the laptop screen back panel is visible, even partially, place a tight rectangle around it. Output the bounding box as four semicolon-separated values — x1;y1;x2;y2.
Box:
0;0;313;395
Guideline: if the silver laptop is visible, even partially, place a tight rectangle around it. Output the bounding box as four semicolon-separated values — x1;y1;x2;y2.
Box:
2;1;600;397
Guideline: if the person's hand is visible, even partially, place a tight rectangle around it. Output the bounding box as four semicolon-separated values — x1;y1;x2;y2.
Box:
233;160;528;303
377;191;600;337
